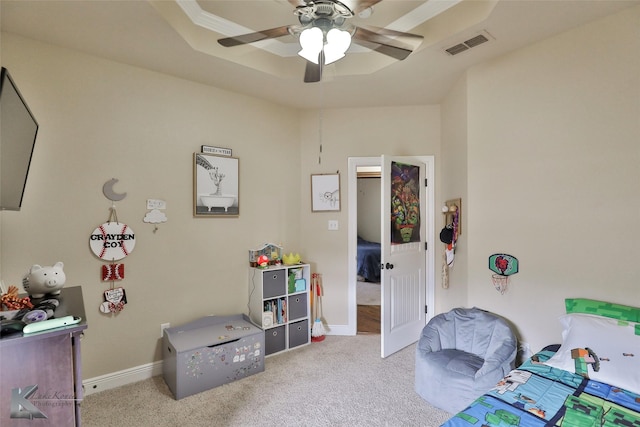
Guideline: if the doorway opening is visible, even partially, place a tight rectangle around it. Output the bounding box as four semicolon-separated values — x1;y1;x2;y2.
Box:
347;156;436;355
356;165;381;334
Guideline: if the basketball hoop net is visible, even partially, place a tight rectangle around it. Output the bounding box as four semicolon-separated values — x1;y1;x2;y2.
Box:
491;274;510;295
488;253;519;295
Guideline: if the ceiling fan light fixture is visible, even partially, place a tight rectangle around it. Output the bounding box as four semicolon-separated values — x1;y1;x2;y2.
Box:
324;28;352;64
298;26;352;66
298;27;324;64
217;0;423;82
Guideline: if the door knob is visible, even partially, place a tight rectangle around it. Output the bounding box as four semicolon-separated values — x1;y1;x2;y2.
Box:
385;263;394;270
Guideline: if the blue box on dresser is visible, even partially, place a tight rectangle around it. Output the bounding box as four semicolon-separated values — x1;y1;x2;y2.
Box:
162;314;265;400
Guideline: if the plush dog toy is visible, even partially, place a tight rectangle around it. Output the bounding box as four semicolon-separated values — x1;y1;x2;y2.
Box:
22;262;66;298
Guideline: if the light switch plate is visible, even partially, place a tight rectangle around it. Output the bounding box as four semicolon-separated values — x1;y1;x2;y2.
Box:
328;220;339;231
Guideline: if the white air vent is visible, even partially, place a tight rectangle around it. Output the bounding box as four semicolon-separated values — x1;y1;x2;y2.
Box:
444;30;493;56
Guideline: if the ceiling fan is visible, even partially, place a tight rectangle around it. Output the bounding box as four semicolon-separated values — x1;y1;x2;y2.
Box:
217;0;424;83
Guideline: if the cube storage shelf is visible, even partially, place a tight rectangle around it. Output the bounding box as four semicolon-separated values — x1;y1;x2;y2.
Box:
162;314;265;400
248;264;311;356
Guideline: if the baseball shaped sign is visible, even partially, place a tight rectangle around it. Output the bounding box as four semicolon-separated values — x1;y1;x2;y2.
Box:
89;222;136;261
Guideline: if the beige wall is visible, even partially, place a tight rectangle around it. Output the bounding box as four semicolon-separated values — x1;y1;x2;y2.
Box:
356;177;381;243
0;35;442;377
463;6;640;351
297;106;441;326
439;75;469;311
0;34;302;378
1;5;638;381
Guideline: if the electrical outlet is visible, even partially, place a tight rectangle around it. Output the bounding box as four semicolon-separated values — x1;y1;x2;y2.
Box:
160;323;170;338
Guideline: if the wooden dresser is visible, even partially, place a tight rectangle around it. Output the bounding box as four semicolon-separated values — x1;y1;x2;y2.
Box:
0;286;87;426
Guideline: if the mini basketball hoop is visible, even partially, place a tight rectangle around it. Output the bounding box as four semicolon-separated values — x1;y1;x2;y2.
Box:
488;253;519;295
492;274;510;295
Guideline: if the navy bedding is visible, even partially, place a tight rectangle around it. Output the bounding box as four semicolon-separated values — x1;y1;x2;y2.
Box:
356;236;381;282
441;346;640;427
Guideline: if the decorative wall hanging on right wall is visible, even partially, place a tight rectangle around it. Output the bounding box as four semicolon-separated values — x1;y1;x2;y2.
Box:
443;198;461;235
440;198;461;288
488;253;519;294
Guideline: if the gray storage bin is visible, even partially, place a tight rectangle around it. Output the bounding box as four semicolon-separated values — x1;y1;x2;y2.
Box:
288;293;308;320
162;314;264;400
263;270;286;298
289;319;309;349
264;324;286;355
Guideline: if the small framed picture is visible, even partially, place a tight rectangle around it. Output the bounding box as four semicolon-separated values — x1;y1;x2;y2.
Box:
193;153;239;217
311;173;340;212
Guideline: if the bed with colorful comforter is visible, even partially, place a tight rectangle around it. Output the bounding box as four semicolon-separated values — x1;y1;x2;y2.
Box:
441;298;640;427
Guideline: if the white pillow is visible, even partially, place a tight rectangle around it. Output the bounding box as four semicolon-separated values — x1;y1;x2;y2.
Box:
544;313;640;395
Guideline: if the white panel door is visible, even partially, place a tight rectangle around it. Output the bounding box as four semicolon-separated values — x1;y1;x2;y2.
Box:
380;155;427;358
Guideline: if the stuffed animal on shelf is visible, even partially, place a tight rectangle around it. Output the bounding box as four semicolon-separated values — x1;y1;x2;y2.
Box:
257;255;270;268
22;262;66;298
282;253;301;265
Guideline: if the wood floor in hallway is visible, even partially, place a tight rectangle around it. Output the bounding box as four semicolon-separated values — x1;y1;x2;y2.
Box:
357;304;380;334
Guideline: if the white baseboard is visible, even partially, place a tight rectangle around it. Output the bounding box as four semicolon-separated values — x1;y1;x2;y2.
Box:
83;360;163;396
325;324;356;336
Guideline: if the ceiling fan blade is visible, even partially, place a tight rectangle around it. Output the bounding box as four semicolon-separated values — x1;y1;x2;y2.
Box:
351;25;422;60
343;0;383;15
218;26;292;47
358;24;424;43
304;51;324;83
288;0;307;8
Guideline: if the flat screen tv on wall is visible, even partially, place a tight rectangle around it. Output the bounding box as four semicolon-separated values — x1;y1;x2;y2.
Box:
0;67;39;211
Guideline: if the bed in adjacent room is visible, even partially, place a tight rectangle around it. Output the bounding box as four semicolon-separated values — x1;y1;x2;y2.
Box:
357;236;381;283
440;298;640;427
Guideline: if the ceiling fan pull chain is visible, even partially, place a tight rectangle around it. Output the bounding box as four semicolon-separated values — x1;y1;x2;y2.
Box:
318;106;324;165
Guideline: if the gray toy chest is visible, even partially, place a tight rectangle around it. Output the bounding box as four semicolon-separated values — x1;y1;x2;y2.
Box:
162;314;265;399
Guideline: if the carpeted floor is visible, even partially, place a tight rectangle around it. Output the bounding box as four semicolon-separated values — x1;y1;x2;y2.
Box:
81;335;451;427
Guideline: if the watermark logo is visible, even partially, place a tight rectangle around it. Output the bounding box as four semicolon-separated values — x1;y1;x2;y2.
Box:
10;385;48;420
